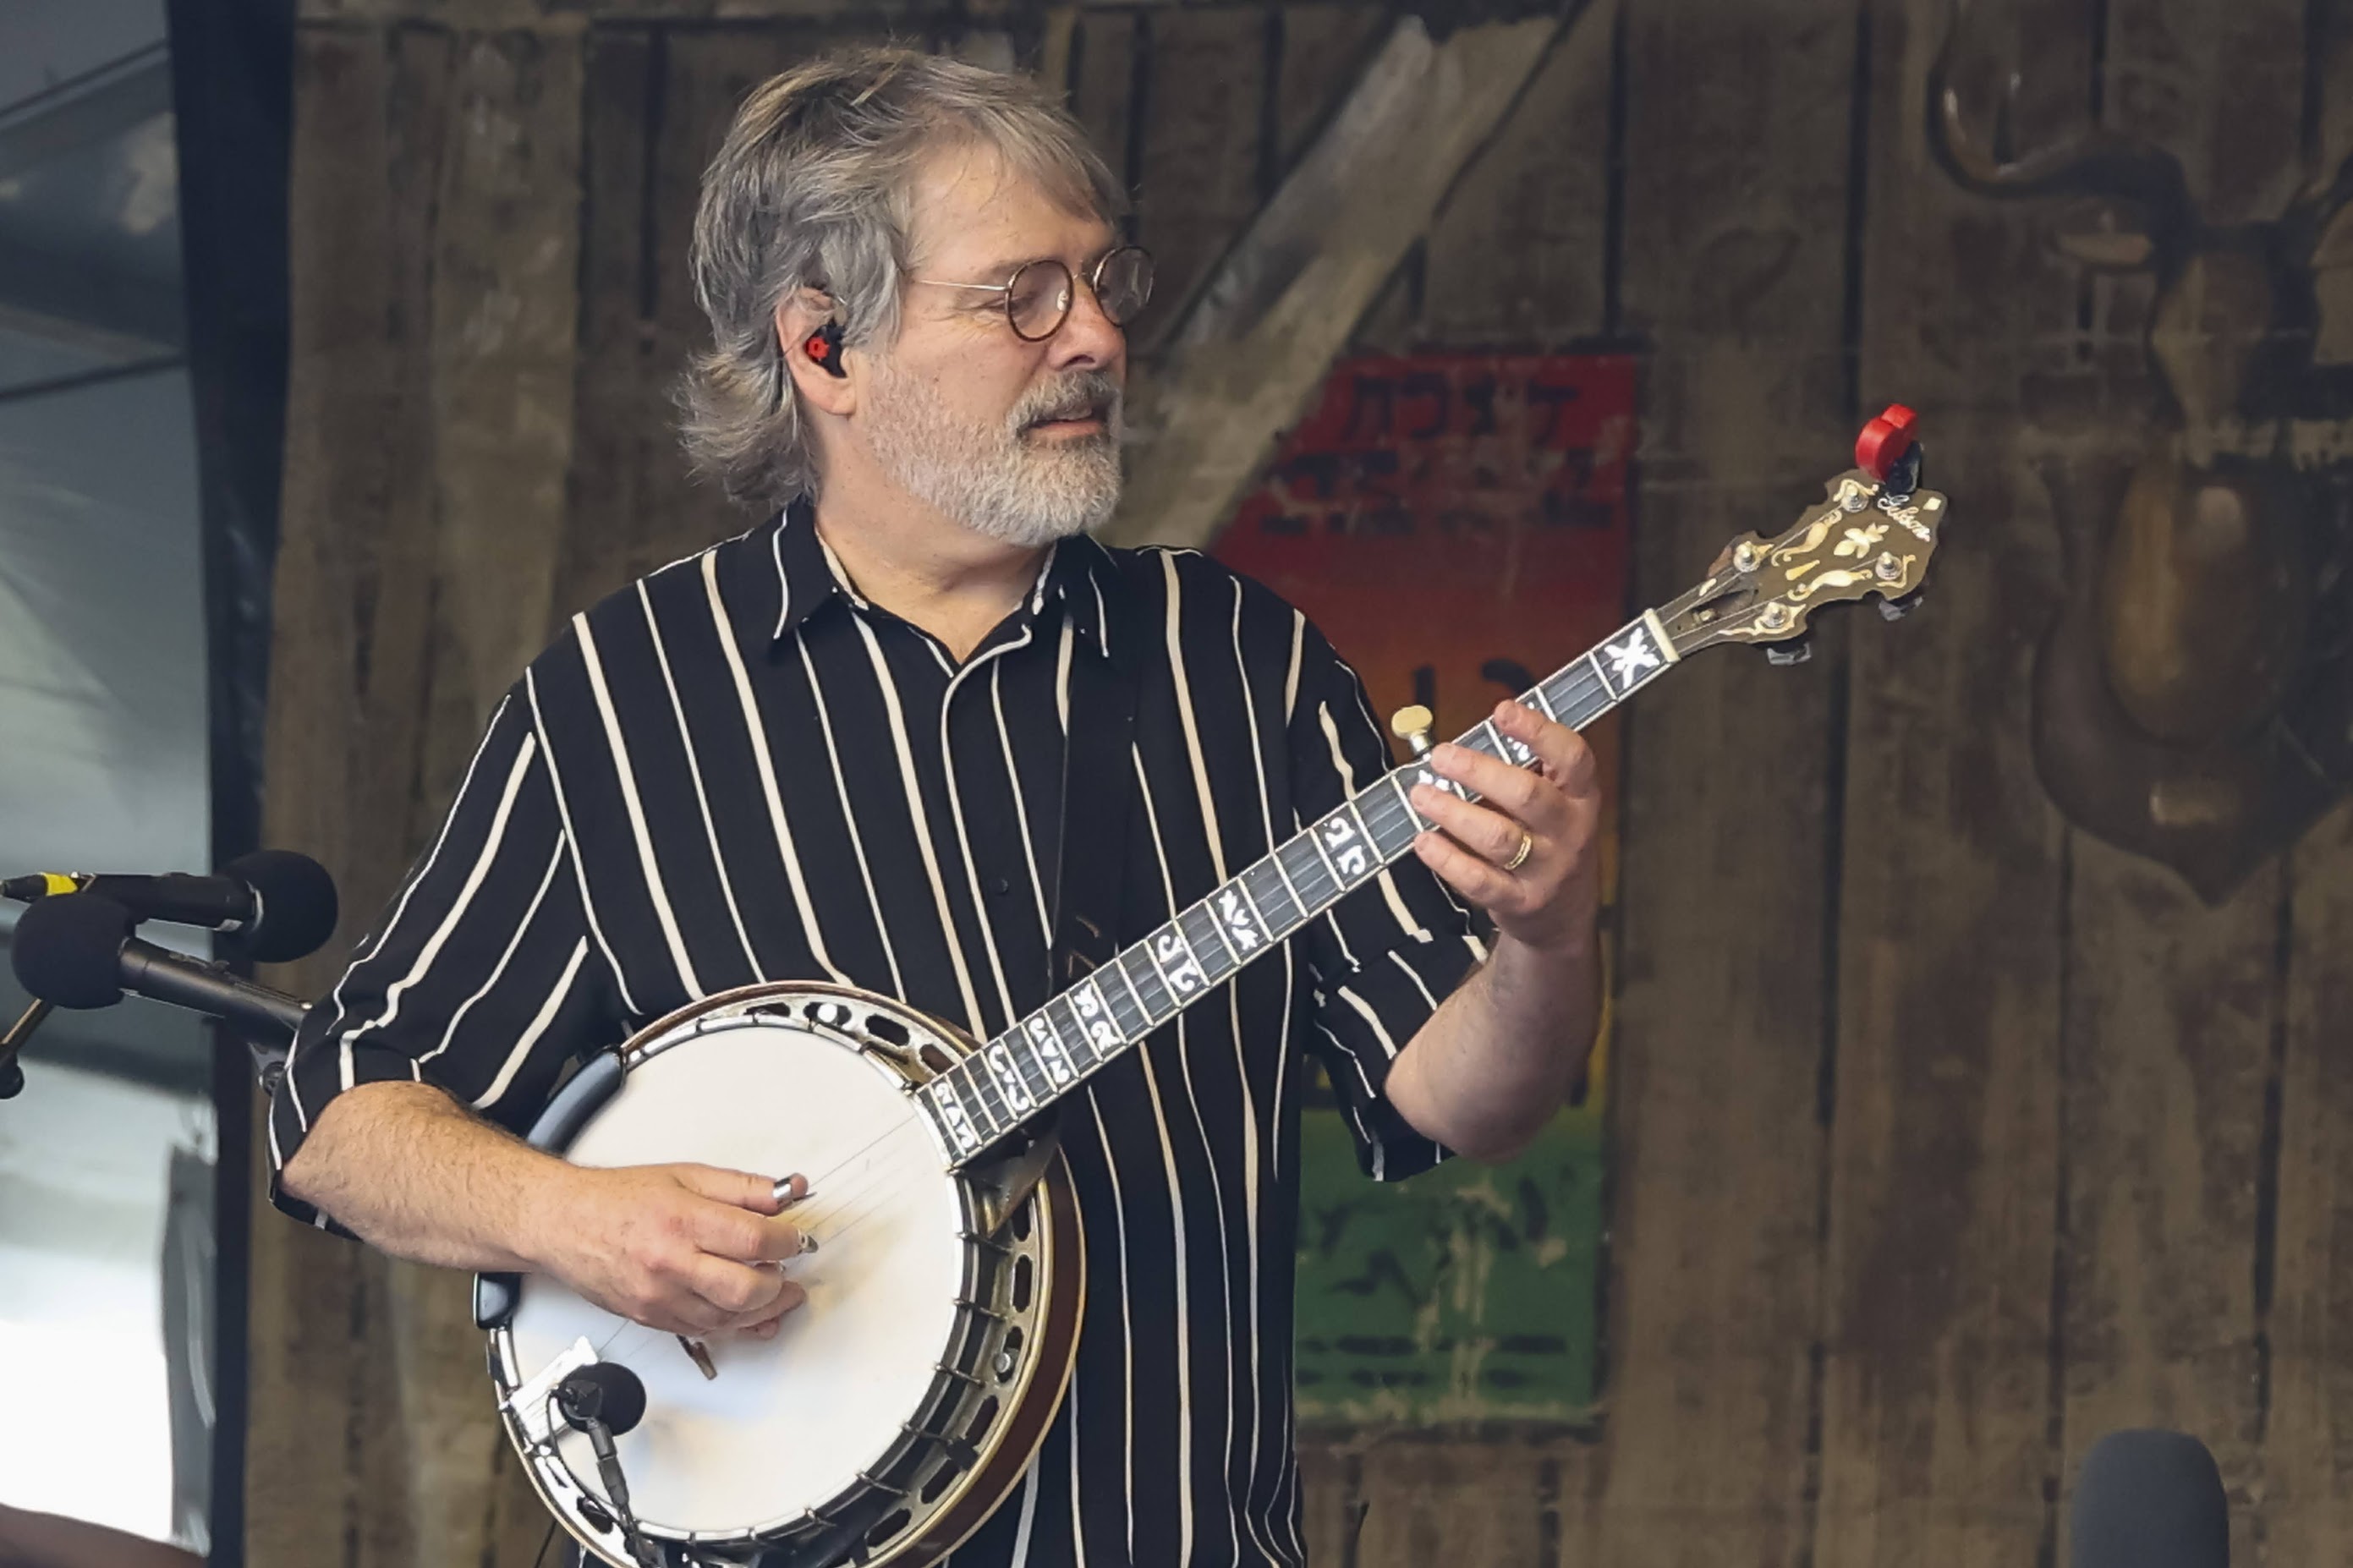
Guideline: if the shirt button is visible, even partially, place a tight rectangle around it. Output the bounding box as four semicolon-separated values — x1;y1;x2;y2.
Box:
990;875;1013;896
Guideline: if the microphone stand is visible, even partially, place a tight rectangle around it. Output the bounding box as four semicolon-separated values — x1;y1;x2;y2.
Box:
0;999;51;1099
3;923;302;1108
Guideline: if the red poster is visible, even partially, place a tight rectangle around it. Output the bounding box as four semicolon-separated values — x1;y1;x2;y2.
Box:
1215;353;1636;891
1218;353;1635;1425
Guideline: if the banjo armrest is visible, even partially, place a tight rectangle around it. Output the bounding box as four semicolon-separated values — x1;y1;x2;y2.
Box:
968;1111;1062;1240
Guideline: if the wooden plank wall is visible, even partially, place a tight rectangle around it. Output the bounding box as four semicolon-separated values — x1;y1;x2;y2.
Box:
250;0;2353;1563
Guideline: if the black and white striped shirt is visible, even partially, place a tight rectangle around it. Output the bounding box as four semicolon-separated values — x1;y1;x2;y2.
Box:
267;502;1482;1566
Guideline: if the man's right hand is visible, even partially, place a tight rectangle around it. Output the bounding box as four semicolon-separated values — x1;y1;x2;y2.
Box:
529;1164;814;1339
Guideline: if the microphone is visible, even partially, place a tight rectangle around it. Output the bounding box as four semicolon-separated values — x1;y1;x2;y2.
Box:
554;1362;660;1568
2071;1428;2229;1568
8;892;309;1043
1;849;338;963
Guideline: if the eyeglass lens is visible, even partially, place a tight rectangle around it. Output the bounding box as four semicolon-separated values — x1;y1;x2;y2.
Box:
1005;248;1155;340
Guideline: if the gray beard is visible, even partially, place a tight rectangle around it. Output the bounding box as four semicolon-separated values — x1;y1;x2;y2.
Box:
861;361;1125;549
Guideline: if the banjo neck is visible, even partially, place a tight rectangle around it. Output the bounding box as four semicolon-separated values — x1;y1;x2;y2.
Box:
913;428;1951;1168
913;608;1682;1167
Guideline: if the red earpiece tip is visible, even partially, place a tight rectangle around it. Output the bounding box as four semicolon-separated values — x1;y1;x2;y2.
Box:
1855;403;1917;480
806;335;831;360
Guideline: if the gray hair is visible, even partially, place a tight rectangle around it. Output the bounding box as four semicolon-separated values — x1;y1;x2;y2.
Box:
679;47;1126;514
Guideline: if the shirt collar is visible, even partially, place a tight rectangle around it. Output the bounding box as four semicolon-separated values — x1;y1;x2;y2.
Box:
760;496;1132;656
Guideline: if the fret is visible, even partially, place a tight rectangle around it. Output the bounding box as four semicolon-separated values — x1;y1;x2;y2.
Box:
1278;834;1339;907
1299;819;1349;892
1018;1007;1080;1085
951;1061;1011;1143
1097;960;1151;1039
1582;648;1613;705
1253;846;1308;929
1357;780;1423;859
1590;617;1671;704
1528;683;1559;722
1318;805;1378;888
968;1054;1017;1127
1303;816;1343;883
1480;717;1538;770
1062;984;1124;1061
1384;770;1429;834
1215;875;1275;958
926;1075;985;1158
1539;669;1601;731
1145;921;1211;1005
1174;902;1236;981
1403;754;1468;807
981;1039;1039;1116
1121;947;1174;1025
1039;996;1097;1072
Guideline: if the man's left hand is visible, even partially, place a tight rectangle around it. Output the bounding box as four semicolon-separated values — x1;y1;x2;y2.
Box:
1406;699;1601;955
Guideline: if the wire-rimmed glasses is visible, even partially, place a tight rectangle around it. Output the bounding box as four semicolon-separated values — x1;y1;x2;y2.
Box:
911;246;1155;342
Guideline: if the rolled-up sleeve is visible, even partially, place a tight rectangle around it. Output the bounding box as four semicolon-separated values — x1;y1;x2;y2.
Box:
1286;622;1485;1182
266;681;621;1229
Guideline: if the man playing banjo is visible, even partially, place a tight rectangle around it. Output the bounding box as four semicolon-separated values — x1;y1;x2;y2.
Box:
272;47;1601;1567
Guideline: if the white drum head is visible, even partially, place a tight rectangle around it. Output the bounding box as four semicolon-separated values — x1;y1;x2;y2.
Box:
503;1017;963;1538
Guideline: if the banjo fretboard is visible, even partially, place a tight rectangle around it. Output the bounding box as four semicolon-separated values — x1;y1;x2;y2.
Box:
914;608;1682;1165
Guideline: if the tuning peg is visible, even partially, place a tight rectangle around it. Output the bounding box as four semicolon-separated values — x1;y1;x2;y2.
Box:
1856;403;1917;481
1764;637;1813;666
1390;705;1437;758
1878;592;1923;622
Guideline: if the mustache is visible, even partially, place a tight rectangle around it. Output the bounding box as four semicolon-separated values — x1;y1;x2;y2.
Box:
1012;371;1123;431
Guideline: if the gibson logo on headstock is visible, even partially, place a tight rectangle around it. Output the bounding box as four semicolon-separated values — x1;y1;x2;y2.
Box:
1651;408;1950;656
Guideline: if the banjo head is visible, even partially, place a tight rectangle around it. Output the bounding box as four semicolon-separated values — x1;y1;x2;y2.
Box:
488;985;1079;1567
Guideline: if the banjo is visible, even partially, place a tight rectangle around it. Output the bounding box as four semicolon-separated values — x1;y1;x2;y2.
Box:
65;408;1937;1567
470;405;1950;1568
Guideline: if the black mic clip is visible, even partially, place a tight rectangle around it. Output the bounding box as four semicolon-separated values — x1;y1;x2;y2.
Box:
554;1363;662;1568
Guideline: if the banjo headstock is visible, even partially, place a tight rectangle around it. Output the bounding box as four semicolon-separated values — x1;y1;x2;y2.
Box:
1654;404;1950;660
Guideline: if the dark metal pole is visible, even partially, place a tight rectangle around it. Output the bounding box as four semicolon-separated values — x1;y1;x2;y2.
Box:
163;0;295;1560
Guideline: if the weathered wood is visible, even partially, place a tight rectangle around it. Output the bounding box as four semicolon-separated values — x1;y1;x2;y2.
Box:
2265;799;2353;1561
2056;843;2278;1561
250;22;588;1566
550;24;662;631
1061;8;1139;186
1297;1442;1361;1565
1271;5;1393;174
1421;0;1613;347
554;26;811;618
2105;0;2306;225
296;0;1410;19
2047;4;2306;1560
1353;1441;1555;1568
250;26;458;1568
1813;2;2082;1564
2319;1;2353;191
421;29;586;796
403;33;589;1557
298;0;961;22
1290;5;1416;362
1592;1;1856;1563
2257;13;2353;1553
1105;12;1571;551
1128;8;1270;346
1295;8;1619;1557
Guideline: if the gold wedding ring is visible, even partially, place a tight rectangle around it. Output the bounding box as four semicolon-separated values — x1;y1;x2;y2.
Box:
1503;831;1534;872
